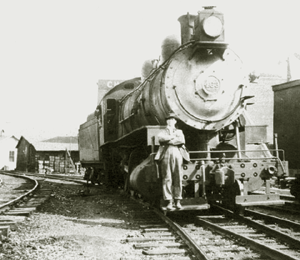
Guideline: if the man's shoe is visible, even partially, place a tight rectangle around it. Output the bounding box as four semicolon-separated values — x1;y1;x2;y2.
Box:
166;201;174;210
175;200;182;209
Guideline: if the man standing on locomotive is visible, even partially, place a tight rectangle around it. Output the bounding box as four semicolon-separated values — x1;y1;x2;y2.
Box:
155;112;189;210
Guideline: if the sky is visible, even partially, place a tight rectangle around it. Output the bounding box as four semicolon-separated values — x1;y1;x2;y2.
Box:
0;0;300;142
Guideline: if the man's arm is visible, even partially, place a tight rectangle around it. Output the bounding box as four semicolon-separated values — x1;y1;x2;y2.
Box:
157;129;172;144
168;130;185;146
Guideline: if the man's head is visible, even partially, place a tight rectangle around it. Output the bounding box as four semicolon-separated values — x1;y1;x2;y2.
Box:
165;112;177;127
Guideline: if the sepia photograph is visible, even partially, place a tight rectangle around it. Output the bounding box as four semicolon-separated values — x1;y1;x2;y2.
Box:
0;0;300;259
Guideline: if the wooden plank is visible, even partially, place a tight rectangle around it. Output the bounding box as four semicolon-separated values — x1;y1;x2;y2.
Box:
15;206;37;210
126;237;176;243
246;234;266;238
13;207;36;211
143;228;169;232
221;225;248;229
139;224;167;229
143;232;173;237
143;248;186;255
233;230;258;234
161;204;210;211
0;216;26;222
198;215;225;219
4;211;31;217
0;222;16;226
134;242;183;249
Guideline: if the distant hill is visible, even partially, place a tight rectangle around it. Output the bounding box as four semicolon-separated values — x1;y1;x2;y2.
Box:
42;136;78;143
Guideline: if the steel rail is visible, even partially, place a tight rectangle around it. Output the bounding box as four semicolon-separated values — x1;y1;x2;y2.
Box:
264;205;300;216
153;208;209;260
12;172;85;184
214;205;300;249
208;204;300;260
196;215;299;260
245;208;300;231
0;172;38;209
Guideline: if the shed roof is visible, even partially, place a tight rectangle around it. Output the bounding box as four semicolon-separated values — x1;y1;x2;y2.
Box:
16;136;35;149
33;142;78;151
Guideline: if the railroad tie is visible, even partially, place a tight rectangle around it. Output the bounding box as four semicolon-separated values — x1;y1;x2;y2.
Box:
142;248;187;255
0;226;10;238
134;242;184;249
126;236;176;243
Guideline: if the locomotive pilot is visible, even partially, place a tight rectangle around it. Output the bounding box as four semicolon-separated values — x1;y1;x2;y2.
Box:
155;112;189;210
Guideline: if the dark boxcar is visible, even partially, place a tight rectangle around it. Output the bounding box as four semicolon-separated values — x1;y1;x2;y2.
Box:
273;80;300;176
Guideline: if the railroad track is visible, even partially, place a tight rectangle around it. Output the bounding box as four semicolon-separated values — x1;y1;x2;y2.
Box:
252;188;300;216
255;196;300;216
125;202;284;260
244;208;300;239
124;205;208;260
37;172;300;259
3;172;202;259
191;205;300;260
255;204;300;217
5;172;300;259
9;172;205;259
0;171;52;240
12;171;85;184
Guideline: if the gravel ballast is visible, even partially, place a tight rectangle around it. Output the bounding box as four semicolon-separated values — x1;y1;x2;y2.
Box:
0;178;148;260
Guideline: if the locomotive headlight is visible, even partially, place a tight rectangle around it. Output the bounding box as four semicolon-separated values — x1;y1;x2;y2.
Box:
203;16;223;38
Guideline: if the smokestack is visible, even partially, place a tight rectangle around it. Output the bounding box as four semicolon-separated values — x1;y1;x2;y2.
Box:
177;13;197;44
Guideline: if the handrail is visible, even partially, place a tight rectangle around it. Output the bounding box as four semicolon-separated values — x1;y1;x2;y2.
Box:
187;149;285;161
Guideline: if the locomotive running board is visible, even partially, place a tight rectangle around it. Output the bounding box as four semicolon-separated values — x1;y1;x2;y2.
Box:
160;197;210;211
235;194;285;207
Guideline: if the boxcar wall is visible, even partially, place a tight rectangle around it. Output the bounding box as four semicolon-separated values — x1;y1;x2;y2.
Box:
273;80;300;176
247;74;286;144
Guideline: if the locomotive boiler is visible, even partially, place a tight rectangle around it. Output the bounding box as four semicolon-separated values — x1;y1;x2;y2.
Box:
80;6;288;211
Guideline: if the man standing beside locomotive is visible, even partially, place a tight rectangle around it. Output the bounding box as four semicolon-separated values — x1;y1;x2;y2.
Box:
155;112;189;210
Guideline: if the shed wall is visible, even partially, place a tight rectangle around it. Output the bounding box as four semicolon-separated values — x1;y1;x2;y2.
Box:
16;139;36;172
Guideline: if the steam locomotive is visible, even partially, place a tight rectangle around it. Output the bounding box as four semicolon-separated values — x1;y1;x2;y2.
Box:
79;7;288;211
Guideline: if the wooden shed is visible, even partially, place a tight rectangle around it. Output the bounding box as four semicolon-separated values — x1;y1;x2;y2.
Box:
33;142;79;173
16;136;36;172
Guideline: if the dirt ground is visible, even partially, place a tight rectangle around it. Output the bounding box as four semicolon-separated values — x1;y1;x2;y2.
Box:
0;178;151;260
